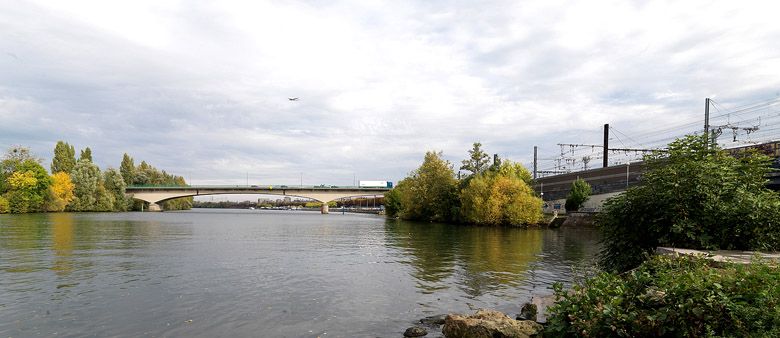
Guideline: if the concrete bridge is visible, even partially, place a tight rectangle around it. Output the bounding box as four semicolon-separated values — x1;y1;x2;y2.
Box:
125;185;391;213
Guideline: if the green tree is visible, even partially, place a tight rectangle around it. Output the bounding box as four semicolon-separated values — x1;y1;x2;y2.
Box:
79;147;92;162
103;168;128;211
120;153;135;186
69;159;100;211
4;160;52;213
564;178;591;212
384;180;406;217
598;135;780;272
94;183;115;211
51;141;77;173
1;146;41;194
460;142;491;177
398;151;459;222
0;196;8;213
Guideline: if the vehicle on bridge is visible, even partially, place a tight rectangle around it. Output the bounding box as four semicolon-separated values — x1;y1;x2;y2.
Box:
359;180;393;188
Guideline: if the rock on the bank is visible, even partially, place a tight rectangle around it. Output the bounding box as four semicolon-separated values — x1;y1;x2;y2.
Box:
442;309;543;338
404;326;428;337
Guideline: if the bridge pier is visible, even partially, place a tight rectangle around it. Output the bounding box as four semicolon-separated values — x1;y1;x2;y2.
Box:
321;203;329;214
147;203;162;212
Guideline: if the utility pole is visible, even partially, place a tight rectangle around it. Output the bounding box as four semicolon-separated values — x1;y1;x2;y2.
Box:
626;162;630;189
704;98;711;146
246;172;248;186
533;146;538;180
603;123;609;168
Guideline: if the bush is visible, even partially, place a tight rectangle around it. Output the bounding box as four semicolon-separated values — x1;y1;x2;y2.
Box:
565;178;591;212
545;255;780;337
0;196;9;213
460;161;542;225
598;135;780;272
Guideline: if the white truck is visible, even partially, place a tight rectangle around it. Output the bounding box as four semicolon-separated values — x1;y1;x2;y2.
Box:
358;180;393;188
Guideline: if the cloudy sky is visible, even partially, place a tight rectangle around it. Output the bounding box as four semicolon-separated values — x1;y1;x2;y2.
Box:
2;0;780;187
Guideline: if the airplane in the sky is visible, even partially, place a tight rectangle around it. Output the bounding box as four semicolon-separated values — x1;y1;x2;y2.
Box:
288;97;299;101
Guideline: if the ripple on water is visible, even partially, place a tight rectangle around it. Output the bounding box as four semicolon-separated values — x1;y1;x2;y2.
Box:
0;211;600;337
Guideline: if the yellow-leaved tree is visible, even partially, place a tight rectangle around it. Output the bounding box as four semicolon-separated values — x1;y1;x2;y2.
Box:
47;172;75;212
460;160;542;226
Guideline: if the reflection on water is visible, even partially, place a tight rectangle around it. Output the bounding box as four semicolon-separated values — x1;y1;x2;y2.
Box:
384;220;600;301
0;210;600;337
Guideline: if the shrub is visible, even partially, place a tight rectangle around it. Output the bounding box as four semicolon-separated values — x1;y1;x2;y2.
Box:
0;196;9;213
598;135;780;272
565;178;591;212
545;255;780;337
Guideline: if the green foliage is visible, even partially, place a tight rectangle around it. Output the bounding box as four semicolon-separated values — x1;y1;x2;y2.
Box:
383;180;405;217
598;135;780;273
545;255;780;337
397;151;460;222
120;153;135;186
4;160;52;213
79;147;92;162
51;141;76;173
103;168;128;211
69;159;100;211
460;160;542;226
460;142;491;177
0;195;8;213
565;178;591;212
1;146;41;194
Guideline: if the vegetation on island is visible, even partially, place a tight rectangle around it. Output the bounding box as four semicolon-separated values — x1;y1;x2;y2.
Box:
0;142;191;214
385;142;543;226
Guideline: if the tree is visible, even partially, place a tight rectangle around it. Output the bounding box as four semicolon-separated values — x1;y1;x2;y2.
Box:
0;196;8;213
47;172;75;211
4;160;52;213
598;134;780;273
460;142;491;177
398;151;459;222
1;146;41;194
120;153;135;186
383;180;405;217
69;159;100;211
79;147;92;162
460;160;543;226
565;178;591;212
51;141;76;173
103;168;127;211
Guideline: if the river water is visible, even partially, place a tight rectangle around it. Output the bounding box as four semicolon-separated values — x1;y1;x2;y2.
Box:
0;209;600;337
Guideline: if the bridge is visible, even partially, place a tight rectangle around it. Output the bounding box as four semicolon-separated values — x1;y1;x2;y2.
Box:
125;185;392;213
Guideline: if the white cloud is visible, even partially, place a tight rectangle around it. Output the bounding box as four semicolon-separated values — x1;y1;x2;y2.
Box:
1;0;780;189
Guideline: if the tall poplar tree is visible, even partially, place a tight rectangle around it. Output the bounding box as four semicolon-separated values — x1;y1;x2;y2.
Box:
79;147;93;162
51;141;76;173
69;159;100;211
120;153;135;186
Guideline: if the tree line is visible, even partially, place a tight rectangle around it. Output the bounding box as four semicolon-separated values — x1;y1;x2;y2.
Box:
384;142;544;226
0;141;191;214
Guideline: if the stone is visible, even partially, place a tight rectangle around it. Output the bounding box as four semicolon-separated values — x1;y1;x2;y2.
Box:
404;326;428;337
516;303;537;322
442;309;543;338
420;314;447;325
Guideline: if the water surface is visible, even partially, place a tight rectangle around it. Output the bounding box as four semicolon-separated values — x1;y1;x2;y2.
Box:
0;209;599;337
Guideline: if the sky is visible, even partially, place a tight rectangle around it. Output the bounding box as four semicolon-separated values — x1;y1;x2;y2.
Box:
2;0;780;189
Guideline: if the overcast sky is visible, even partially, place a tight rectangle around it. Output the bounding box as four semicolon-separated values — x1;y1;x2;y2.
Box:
2;0;780;187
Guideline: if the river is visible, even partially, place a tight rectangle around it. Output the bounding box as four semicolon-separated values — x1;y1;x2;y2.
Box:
0;209;600;337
